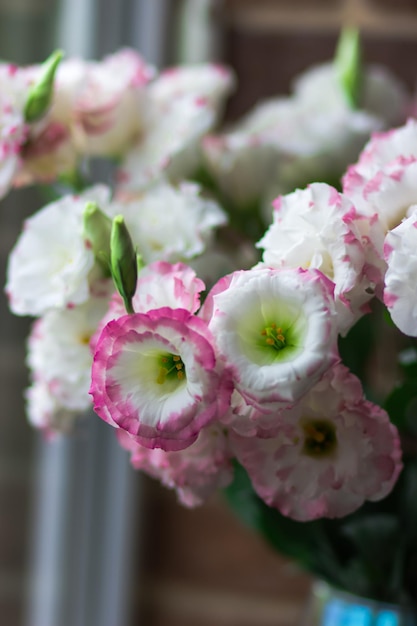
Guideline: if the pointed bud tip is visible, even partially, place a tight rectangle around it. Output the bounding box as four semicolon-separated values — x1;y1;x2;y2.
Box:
24;49;65;123
335;26;362;109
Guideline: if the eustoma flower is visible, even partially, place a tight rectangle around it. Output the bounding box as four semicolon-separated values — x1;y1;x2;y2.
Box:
90;307;232;450
6;185;112;316
117;424;233;507
51;48;154;157
202;267;339;411
231;364;402;521
383;208;417;336
116;65;234;192
26;295;110;415
257;183;385;335
343;120;417;335
115;180;227;263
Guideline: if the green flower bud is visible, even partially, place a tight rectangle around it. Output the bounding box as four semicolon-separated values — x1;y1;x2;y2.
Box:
82;202;112;276
24;49;64;123
110;215;137;314
334;27;362;109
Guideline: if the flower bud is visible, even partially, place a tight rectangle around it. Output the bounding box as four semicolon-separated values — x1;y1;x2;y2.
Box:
110;215;137;314
82;202;112;276
24;50;64;123
334;27;362;109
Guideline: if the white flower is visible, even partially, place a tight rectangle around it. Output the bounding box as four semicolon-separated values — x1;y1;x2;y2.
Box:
384;208;417;336
149;63;235;111
116;180;227;263
25;381;82;436
6;185;111;316
203;267;339;410
257;183;385;334
27;295;110;412
202;60;407;213
116;95;216;191
293;61;407;127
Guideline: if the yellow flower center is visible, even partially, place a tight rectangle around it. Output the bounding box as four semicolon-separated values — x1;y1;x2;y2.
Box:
156;354;186;385
261;323;286;351
301;419;337;458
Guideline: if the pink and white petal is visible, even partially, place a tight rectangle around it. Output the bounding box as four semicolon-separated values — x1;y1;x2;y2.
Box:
384;210;417;336
90;308;232;450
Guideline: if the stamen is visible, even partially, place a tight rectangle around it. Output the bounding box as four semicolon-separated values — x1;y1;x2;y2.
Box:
302;419;337;458
261;324;287;351
156;367;168;385
156;353;186;384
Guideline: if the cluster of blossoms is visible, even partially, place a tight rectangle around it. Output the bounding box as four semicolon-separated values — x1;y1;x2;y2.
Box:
0;48;234;197
4;39;414;523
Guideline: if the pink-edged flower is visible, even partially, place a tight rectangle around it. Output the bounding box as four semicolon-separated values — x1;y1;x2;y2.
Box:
0;96;29;197
231;364;402;521
14;121;77;187
220;389;283;438
52;48;154;157
90;307;233;451
117;423;233;507
257;183;385;335
202;267;339;411
91;261;206;351
383;208;417;336
343;120;417;232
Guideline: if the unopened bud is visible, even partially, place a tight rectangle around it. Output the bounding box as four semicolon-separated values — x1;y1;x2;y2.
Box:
24;49;64;123
110;215;137;314
82;202;112;276
334;27;362;109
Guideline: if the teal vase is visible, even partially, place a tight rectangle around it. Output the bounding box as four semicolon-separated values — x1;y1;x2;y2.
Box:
301;581;417;626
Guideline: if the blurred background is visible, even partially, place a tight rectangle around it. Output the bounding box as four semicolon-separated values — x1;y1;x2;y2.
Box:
1;1;417;625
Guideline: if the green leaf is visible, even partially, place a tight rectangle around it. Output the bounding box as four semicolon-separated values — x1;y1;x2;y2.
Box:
223;463;343;579
338;311;375;385
340;514;404;600
385;381;417;436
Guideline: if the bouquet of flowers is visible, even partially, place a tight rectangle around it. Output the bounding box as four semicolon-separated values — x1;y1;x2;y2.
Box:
4;29;417;609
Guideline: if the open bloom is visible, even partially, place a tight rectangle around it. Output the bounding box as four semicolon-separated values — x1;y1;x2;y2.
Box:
51;48;154;157
6;185;112;316
90;307;233;451
231;365;402;521
117;424;233;507
27;295;110;413
384;208;417;335
202;267;339;411
202;60;407;212
115;180;227;263
114;60;233;191
91;261;206;350
343;119;417;232
257;183;385;334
